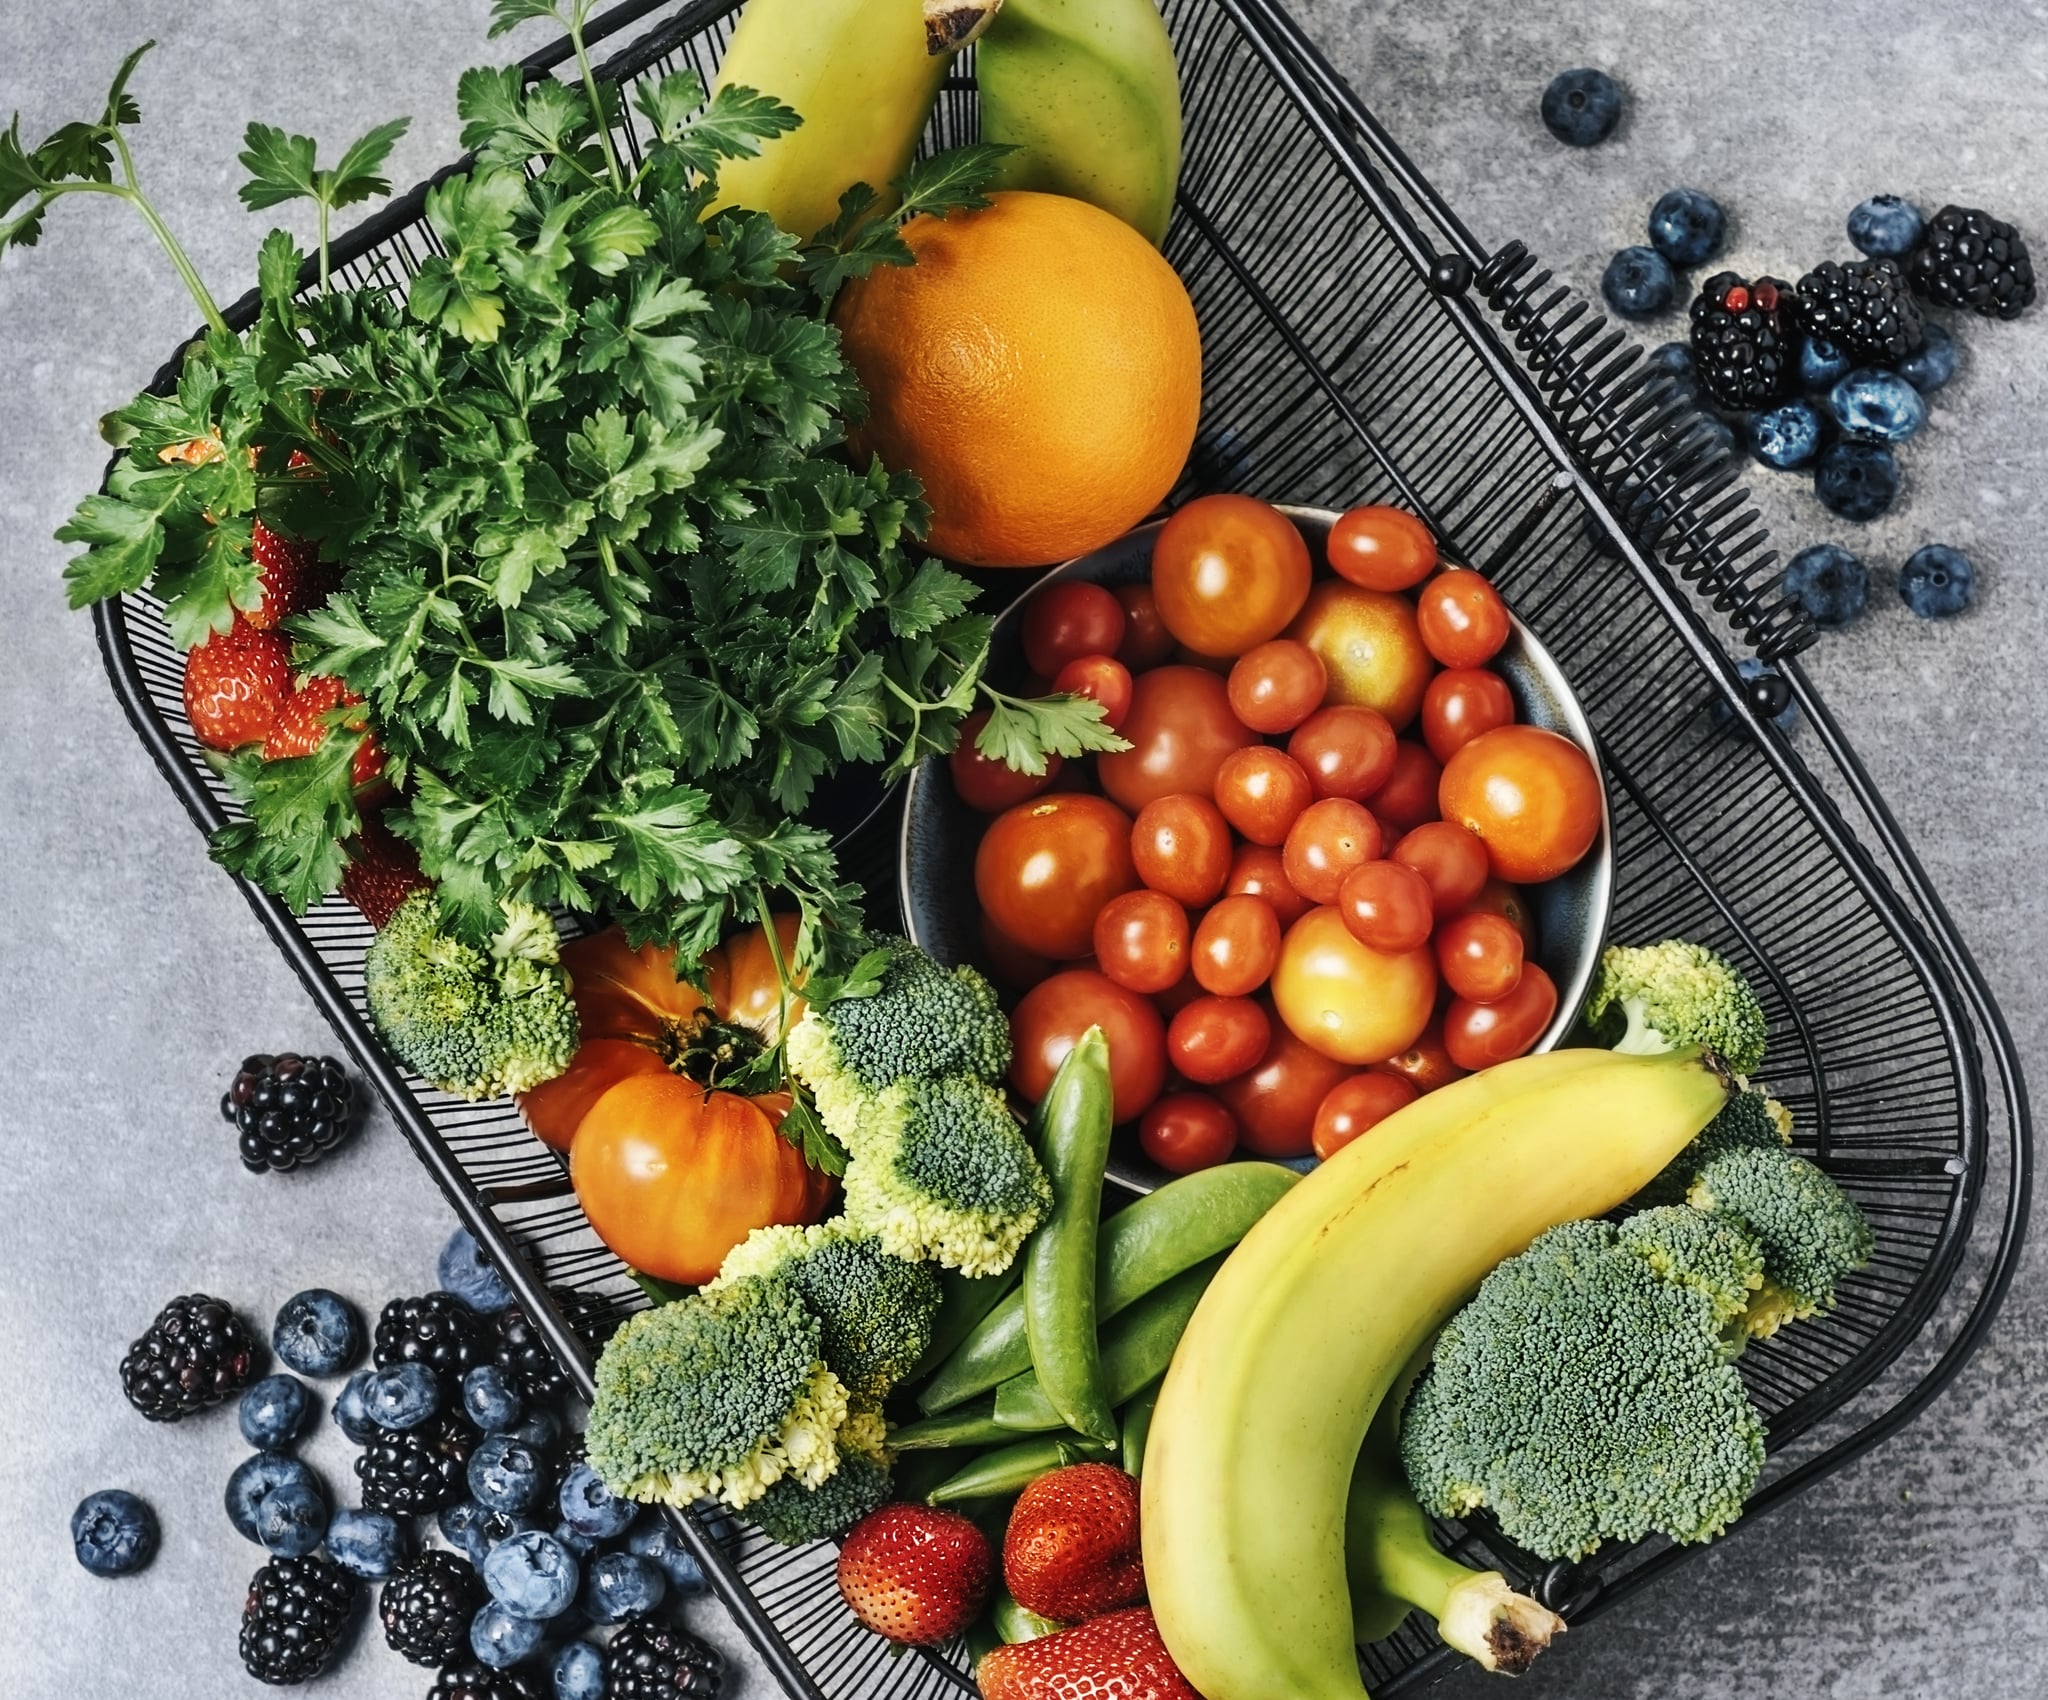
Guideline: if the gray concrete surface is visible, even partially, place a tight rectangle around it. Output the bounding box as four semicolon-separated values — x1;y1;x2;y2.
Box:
1;0;2042;1695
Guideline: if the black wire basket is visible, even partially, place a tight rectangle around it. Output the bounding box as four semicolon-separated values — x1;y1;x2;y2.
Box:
91;0;2031;1693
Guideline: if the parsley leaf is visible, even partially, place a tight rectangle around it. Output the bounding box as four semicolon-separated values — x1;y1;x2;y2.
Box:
977;688;1133;777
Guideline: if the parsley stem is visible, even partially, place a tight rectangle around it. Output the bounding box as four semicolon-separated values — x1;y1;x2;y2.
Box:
317;200;332;294
101;128;230;337
566;11;626;193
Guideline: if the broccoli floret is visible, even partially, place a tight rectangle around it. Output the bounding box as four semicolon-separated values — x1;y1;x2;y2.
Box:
363;890;579;1099
786;936;1010;1142
840;1074;1052;1277
709;1222;943;1399
1687;1145;1874;1339
585;1275;851;1512
1615;1204;1764;1342
746;1451;894;1546
1636;1088;1792;1207
1585;939;1768;1073
1401;1218;1766;1560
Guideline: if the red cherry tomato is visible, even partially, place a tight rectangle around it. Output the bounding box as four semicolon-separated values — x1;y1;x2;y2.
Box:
1336;859;1435;953
1420;667;1516;764
1167;995;1273;1086
1392;821;1491;917
1114;582;1176;670
1443;964;1559;1071
1438;724;1603;884
1131;793;1233;907
1051;653;1135;732
978;912;1053;990
1092;889;1190;995
1098;666;1257;813
950;710;1062;813
1191;895;1282;997
1288;705;1397;802
1272;907;1437;1066
1415;570;1511;668
1461;877;1538;952
1140;1092;1240;1174
1214;1017;1352;1158
1223;843;1311;930
1433;910;1525;1002
1212;747;1313;848
1366;741;1443;834
1311;1072;1420;1161
1023;581;1126;678
1227;640;1328;735
1326;505;1438;592
1282;798;1382;906
1151;495;1313;658
1010;969;1168;1123
1374;1014;1468;1093
975;793;1137;959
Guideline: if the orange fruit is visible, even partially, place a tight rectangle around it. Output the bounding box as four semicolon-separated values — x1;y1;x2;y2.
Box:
834;190;1203;568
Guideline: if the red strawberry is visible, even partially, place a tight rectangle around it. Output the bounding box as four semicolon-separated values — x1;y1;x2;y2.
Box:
1004;1463;1145;1622
263;674;384;788
837;1504;992;1646
340;807;432;929
244;517;332;631
182;617;293;750
977;1607;1198;1700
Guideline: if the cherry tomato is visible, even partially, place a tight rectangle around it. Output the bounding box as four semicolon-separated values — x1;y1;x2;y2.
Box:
1462;877;1538;952
1098;665;1257;813
1272;906;1437;1065
1215;1016;1352;1158
1010;969;1168;1123
1288;705;1398;801
1336;859;1435;953
949;710;1062;813
1114;582;1176;670
1366;740;1443;834
1374;1013;1468;1093
1420;667;1516;763
1433;910;1525;1002
1327;505;1438;592
1286;582;1434;730
1438;724;1603;883
1191;894;1282;997
1151;495;1313;658
975;793;1137;959
1167;995;1273;1086
1140;1092;1240;1174
1023;580;1126;678
1282;798;1382;905
1311;1072;1420;1161
1092;889;1190;995
1443;964;1559;1071
1227;640;1328;734
1212;746;1313;847
979;912;1054;990
1051;653;1135;732
1220;843;1309;930
1392;820;1491;917
1415;570;1511;668
1153;970;1209;1019
1131;793;1233;907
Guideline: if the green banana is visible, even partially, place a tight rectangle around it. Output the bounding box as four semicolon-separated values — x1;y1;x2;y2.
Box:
974;0;1182;245
1141;1046;1733;1700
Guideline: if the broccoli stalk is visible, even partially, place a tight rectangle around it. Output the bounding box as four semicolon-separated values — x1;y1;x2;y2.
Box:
1585;939;1769;1073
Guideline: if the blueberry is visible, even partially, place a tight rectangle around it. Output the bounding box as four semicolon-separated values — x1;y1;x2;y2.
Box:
1601;246;1676;320
463;1365;525;1434
1685;414;1739;462
558;1463;636;1542
582;1550;666;1623
256;1477;331;1558
1645;340;1697;382
1748;398;1827;470
326;1506;408;1579
1898;545;1976;620
507;1407;562;1452
1782;544;1870;630
441;1498;539;1567
71;1489;158;1577
473;1600;551;1668
484;1530;581;1620
1814;440;1900;521
439;1226;517;1315
553;1521;598;1558
1540;68;1622;147
1647;188;1725;267
470;1434;550;1514
1829;369;1927;443
272;1289;362;1377
238;1374;314;1450
331;1371;382;1444
1847;194;1925;259
1896;321;1958;393
553;1640;608;1700
227;1453;317;1543
365;1362;443;1431
1799;334;1854;392
627;1517;708;1595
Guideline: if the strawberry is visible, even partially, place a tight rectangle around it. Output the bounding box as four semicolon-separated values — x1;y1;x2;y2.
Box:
976;1607;1198;1700
340;807;432;929
1003;1463;1145;1623
837;1504;992;1646
244;516;332;630
182;617;294;750
263;674;384;788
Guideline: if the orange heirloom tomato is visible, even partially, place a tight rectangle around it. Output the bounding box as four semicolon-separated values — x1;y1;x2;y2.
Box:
1438;725;1602;884
1272;905;1436;1066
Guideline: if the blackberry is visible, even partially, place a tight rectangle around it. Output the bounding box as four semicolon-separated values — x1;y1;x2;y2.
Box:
1792;257;1923;366
1907;205;2036;319
120;1294;261;1421
375;1292;485;1397
487;1303;567;1405
429;1664;544;1700
1689;273;1796;409
381;1550;485;1666
355;1409;482;1514
239;1554;358;1685
222;1053;357;1173
606;1615;725;1700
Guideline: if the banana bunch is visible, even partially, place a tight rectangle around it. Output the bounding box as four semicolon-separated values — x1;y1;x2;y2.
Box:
1141;1046;1733;1700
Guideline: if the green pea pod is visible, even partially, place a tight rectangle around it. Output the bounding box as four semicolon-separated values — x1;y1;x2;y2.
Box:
994;1589;1065;1645
927;1434;1119;1504
992;1254;1224;1431
914;1265;1020;1380
1121;1376;1162;1479
891;1447;979;1506
1022;1026;1119;1445
919;1161;1299;1413
889;1402;1012;1450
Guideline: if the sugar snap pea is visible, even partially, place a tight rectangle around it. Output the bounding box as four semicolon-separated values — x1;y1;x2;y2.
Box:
1121;1377;1162;1479
914;1265;1019;1380
926;1435;1118;1505
889;1402;1012;1451
994;1590;1064;1645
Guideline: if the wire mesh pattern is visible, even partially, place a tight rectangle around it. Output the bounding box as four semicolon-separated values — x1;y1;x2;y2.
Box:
88;0;2026;1695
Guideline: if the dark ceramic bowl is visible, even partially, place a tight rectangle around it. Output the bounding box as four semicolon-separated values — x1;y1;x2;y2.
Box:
900;507;1613;1191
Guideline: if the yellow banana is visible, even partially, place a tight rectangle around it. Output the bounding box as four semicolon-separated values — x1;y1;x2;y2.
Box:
974;0;1182;245
1141;1046;1732;1700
